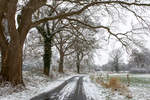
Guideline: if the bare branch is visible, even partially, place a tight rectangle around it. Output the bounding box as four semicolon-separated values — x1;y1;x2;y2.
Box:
31;1;150;27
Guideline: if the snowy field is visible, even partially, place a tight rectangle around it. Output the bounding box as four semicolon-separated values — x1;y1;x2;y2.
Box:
88;72;150;100
110;73;150;100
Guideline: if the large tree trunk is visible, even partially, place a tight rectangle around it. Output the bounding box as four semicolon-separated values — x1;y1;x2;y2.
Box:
115;66;119;73
76;63;80;74
58;52;64;73
0;0;46;86
76;53;80;74
43;39;52;76
0;45;23;85
1;49;8;81
114;63;119;73
76;52;82;74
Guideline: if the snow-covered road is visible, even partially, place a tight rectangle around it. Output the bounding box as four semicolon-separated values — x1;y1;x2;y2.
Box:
67;76;88;100
31;76;96;100
2;74;150;100
31;76;79;100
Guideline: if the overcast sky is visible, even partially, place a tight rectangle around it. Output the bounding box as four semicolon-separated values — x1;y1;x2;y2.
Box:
93;9;150;66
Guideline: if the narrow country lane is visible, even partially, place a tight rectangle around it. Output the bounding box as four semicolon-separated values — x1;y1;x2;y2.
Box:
31;76;94;100
31;76;78;100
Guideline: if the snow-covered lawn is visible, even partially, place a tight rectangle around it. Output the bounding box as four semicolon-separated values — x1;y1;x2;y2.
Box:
108;73;150;78
87;73;150;100
0;71;75;100
84;76;131;100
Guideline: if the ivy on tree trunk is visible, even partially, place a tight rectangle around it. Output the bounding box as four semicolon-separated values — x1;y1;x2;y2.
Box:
43;38;52;76
58;51;64;73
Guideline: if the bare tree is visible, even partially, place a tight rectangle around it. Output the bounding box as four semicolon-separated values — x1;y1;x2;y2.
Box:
73;35;98;73
129;48;150;69
109;49;123;72
54;30;75;73
0;0;150;85
36;20;65;75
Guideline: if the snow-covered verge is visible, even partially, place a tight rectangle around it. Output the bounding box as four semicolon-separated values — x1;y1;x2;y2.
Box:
83;76;131;100
85;73;150;100
83;76;106;100
130;86;150;100
0;71;75;100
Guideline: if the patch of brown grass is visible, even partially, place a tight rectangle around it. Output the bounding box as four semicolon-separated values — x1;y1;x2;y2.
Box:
96;76;132;98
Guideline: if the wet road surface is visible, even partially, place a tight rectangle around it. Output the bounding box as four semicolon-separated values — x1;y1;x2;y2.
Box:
31;76;94;100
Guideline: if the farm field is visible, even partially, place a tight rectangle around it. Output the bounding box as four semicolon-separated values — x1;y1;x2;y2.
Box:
88;72;150;100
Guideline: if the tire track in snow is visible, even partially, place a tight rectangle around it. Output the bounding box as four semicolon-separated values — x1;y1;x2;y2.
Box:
51;77;78;100
31;76;79;100
67;76;87;100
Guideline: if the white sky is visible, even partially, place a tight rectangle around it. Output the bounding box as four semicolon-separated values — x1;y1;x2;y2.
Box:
93;8;150;66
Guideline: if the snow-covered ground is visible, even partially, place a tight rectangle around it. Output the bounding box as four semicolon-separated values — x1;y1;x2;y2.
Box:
1;71;150;100
0;71;75;100
83;77;106;100
85;73;150;100
83;76;130;100
107;72;150;78
130;86;150;100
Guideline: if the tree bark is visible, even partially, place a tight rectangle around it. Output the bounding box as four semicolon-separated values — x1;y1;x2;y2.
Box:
76;52;80;74
0;45;23;85
43;39;52;76
58;52;64;73
114;62;119;73
114;65;119;72
77;63;80;74
0;0;46;86
36;23;54;76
